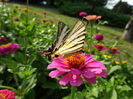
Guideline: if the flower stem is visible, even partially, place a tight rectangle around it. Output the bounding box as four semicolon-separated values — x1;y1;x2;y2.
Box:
70;86;76;99
0;85;17;93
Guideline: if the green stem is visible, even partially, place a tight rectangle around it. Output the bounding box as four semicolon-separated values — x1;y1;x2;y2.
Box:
0;85;17;93
112;41;118;48
14;74;19;87
89;21;93;38
70;86;76;99
26;0;29;27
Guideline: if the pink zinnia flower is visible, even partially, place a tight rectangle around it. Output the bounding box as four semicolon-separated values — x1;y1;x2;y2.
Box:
79;12;87;16
84;15;102;21
42;11;48;14
47;54;107;86
39;51;45;54
0;37;7;43
94;34;104;41
0;43;20;55
0;89;16;99
109;48;120;54
94;43;107;51
13;17;19;22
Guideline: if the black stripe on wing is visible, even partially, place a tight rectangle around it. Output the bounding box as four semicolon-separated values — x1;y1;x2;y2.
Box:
47;22;70;53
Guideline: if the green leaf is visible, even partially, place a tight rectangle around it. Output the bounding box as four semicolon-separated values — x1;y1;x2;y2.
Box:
24;89;35;99
106;87;117;99
110;77;115;85
108;66;121;75
74;92;84;99
18;74;37;95
117;85;131;93
42;81;60;89
91;87;99;98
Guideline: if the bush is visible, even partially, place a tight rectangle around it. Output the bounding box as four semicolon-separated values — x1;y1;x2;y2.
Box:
59;2;92;17
113;1;132;14
58;3;130;28
93;7;130;28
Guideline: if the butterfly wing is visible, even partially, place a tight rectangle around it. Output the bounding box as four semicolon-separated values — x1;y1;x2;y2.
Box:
46;21;70;53
51;21;86;59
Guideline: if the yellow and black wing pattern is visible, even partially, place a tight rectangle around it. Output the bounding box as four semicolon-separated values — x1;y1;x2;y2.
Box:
46;21;86;60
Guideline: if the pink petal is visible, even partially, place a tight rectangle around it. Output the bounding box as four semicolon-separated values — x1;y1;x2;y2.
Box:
102;46;107;50
47;56;70;72
70;75;82;86
86;61;106;69
84;77;96;84
116;50;120;53
97;71;107;77
82;69;95;78
96;16;102;19
71;69;81;75
85;54;94;64
47;56;65;69
59;73;72;86
49;70;65;78
89;68;103;74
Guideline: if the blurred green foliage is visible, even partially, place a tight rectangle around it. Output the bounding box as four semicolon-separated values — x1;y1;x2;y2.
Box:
0;2;133;99
58;2;130;28
113;1;132;15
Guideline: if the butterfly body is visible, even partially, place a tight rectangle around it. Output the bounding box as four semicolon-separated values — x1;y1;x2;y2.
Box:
45;21;86;60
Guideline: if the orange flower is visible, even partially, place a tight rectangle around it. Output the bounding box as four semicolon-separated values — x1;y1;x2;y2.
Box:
32;12;38;15
40;18;49;22
84;15;101;21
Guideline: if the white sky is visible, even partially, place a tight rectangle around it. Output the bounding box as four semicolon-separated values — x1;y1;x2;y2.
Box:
106;0;133;9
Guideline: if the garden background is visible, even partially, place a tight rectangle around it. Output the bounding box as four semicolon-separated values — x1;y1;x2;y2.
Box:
0;0;133;99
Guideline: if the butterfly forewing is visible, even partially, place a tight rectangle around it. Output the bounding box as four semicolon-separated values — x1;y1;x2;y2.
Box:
47;22;70;53
53;21;86;58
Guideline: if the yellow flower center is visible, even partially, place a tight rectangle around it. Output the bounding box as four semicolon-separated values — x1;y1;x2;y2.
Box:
66;54;85;69
0;43;12;48
0;93;6;99
87;15;96;18
111;47;118;50
97;43;104;46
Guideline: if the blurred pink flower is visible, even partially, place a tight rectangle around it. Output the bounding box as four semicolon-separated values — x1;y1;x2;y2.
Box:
42;11;48;14
0;37;7;43
109;48;120;54
48;54;107;86
13;17;19;22
94;34;104;41
39;51;45;54
94;43;107;51
0;89;16;99
79;12;87;16
0;43;20;55
84;15;102;21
